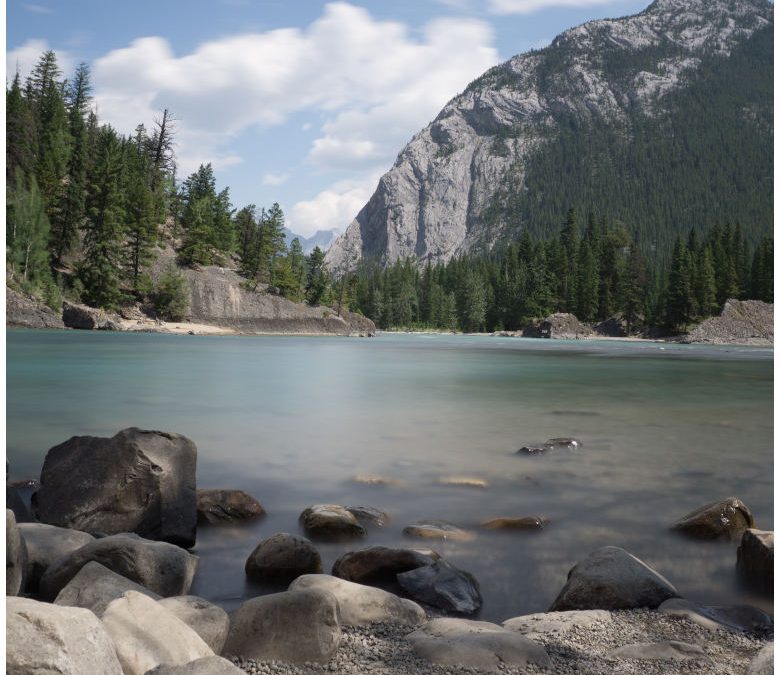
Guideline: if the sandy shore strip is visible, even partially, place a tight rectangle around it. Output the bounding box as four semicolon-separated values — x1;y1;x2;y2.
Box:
119;319;238;335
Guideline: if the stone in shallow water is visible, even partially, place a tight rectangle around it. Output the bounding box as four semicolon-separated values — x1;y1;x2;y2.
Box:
517;437;584;454
402;519;475;542
331;545;440;583
407;618;551;672
503;609;612;638
549;545;680;611
481;516;547;531
196;489;265;524
658;598;773;635
436;476;488;488
610;640;712;662
737;528;773;595
397;559;482;614
671;496;755;541
245;532;322;583
345;505;390;527
299;504;367;540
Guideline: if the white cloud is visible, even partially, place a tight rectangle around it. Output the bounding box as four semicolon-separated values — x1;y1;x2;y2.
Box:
6;38;72;84
86;2;498;176
261;171;291;186
23;4;53;14
488;0;615;14
288;171;383;238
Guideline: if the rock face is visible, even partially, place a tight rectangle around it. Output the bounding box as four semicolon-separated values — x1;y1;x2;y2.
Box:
18;522;94;592
407;618;551;672
61;300;121;330
196;489;265;524
299;504;367;540
397;560;482;614
737;528;774;595
522;313;592;339
102;591;214;675
36;427;198;547
6;287;64;329
39;533;198;600
332;546;440;583
671;497;755;541
54;560;162;616
683;299;773;345
6;508;28;596
245;532;322;583
7;596;123;675
326;0;772;271
222;589;341;664
550;546;680;611
289;574;426;626
158;596;230;654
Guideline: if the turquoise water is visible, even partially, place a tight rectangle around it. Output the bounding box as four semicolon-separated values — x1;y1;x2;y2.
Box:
6;330;773;620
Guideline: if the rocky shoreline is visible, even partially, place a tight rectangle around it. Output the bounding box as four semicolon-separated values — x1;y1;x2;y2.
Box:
6;428;774;674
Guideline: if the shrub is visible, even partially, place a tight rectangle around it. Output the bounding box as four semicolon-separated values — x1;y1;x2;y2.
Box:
153;265;190;321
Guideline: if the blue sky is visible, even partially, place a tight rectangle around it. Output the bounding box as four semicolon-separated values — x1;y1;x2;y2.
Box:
7;0;649;237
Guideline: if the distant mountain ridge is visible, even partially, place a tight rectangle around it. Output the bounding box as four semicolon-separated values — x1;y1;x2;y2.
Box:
283;227;340;254
327;0;773;270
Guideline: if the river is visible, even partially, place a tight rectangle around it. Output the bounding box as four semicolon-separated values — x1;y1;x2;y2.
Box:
6;329;773;621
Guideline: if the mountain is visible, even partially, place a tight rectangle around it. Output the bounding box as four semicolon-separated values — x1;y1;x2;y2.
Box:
283;227;341;254
327;0;772;270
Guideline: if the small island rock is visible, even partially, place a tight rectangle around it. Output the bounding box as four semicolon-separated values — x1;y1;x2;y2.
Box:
403;519;475;542
299;504;366;540
196;489;265;524
672;497;755;541
332;545;440;583
481;516;547;531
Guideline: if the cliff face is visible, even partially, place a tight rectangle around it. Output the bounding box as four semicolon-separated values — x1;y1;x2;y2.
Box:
327;0;772;270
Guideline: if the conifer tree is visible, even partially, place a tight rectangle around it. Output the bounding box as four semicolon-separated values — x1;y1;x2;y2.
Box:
305;246;329;306
665;235;695;331
7;171;51;288
6;72;36;183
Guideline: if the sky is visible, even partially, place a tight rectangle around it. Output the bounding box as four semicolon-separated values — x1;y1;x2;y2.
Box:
6;0;649;237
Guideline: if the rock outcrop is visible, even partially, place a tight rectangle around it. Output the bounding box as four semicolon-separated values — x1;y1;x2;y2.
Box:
6;287;64;329
522;313;592;339
62;301;122;330
682;299;773;345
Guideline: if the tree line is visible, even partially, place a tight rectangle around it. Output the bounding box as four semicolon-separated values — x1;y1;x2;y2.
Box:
6;50;334;317
347;209;773;334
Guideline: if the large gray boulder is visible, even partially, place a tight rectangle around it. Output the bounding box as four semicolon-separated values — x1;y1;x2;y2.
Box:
503;609;612;638
397;559;482;614
102;591;214;675
522;313;591;339
332;545;440;583
196;489;265;524
222;589;341;664
35;427;198;547
245;532;322;583
39;533;198;600
158;596;230;654
54;560;161;616
407;618;551;672
7;508;28;596
671;497;755;541
61;300;121;330
146;657;245;675
737;528;773;596
18;522;94;592
7;596;123;675
289;574;426;625
299;504;366;540
549;546;680;611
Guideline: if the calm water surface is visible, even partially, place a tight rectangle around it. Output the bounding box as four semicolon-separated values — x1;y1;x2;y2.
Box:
6;330;773;620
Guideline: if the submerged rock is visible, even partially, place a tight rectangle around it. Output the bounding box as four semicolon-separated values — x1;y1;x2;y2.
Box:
402;519;475;542
332;545;440;583
549;546;680;611
407;618;551;671
245;532;322;583
517;437;583;454
36;427;198;548
481;516;547;531
196;489;265;524
397;559;482;614
737;528;773;596
672;497;755;541
346;505;390;527
299;504;367;540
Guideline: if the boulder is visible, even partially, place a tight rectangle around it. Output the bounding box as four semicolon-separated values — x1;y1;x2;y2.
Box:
481;516;547;531
610;641;711;662
332;546;440;583
299;504;366;540
102;591;214;675
671;497;754;541
402;519;475;542
7;596;123;675
7;508;28;596
397;560;482;614
407;618;551;672
221;588;341;664
594;315;629;337
245;532;322;583
196;489;265;524
658;598;773;635
289;574;426;625
503;609;612;638
737;528;773;595
54;560;161;615
549;546;680;611
35;427;198;547
522;313;591;340
345;505;390;527
18;522;94;592
61;300;121;330
436;476;488;488
39;533;198;600
517;437;583;454
158;596;230;653
747;643;774;675
7;484;33;522
146;657;245;675
6;286;65;329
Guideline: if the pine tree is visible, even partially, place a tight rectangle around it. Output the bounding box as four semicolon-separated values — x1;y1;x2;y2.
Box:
6;72;36;184
665;235;695;331
694;245;718;317
305;246;329;306
620;241;646;334
124;128;158;289
576;239;599;321
7;171;51;288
